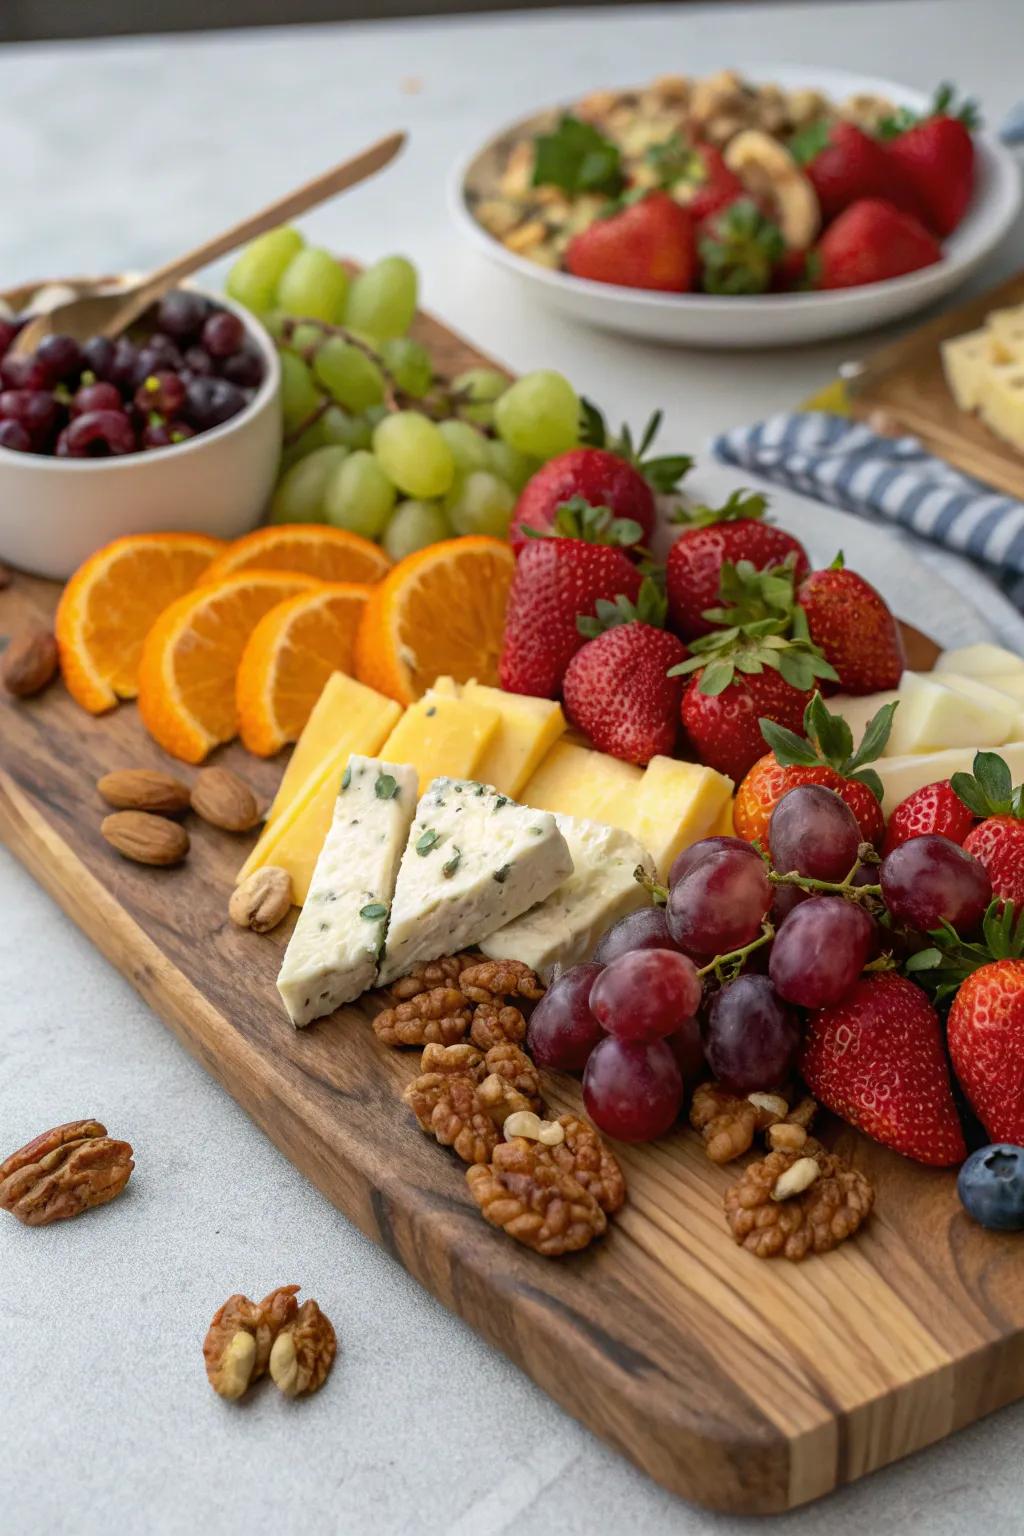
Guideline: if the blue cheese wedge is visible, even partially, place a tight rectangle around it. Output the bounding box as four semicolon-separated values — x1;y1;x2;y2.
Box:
276;755;418;1026
377;778;573;985
479;814;655;979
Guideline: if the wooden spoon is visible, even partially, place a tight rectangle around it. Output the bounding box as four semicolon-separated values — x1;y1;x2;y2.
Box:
11;131;406;355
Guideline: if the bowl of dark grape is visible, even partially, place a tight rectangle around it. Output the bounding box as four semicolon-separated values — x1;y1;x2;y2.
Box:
0;279;280;579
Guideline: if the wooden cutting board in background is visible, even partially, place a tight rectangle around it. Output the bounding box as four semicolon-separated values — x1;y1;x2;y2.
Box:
1;306;1021;1517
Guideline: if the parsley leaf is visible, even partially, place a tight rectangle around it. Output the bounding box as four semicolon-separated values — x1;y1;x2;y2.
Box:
532;115;624;198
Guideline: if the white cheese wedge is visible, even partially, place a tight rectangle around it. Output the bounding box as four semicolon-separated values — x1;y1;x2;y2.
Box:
934;643;1024;681
877;742;1024;811
941;328;993;411
886;671;1016;756
479;814;655;979
938;672;1023;739
978;360;1024;452
276;755;418;1027
829;691;900;751
987;305;1024;361
378;778;573;985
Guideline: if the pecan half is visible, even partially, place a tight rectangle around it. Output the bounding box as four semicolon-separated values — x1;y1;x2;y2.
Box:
389;954;476;1002
373;987;472;1047
269;1298;337;1397
470;1001;527;1050
459;959;545;1005
725;1147;874;1261
0;1119;134;1226
467;1138;606;1256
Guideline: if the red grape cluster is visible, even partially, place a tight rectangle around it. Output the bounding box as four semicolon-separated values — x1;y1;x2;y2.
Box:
0;291;263;458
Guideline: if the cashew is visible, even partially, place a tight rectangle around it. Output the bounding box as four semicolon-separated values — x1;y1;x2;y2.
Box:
503;1110;566;1147
771;1156;821;1202
747;1092;789;1120
723;130;821;249
213;1331;257;1401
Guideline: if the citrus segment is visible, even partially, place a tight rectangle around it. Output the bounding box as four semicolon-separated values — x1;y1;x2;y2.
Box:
354;536;515;704
201;524;391;586
137;572;321;763
236;582;372;757
55;532;225;714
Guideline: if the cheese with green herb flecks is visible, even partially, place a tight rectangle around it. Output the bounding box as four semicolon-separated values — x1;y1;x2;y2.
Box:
276;755;418;1026
377;778;573;985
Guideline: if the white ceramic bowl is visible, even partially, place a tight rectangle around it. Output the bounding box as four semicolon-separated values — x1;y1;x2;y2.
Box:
451;65;1022;349
0;282;281;579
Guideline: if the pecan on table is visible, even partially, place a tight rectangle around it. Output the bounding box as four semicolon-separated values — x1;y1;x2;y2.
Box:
467;1137;606;1256
0;1119;134;1226
373;987;472;1047
389;954;476;1002
404;1072;499;1165
482;1042;542;1110
724;1147;874;1261
470;1001;528;1050
269;1298;337;1398
459;959;545;1006
546;1115;627;1215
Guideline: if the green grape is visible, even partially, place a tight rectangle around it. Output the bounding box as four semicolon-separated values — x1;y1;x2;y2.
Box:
277;247;349;323
438;419;490;475
362;403;389;430
445;471;515;538
452;367;509;426
324;450;396;539
345;256;418;340
270;445;349;524
279;351;323;431
373;411;455;498
494;370;579;459
383;500;452;561
226;226;304;313
486;439;539;494
289;321;322;354
318;404;372;451
380;337;432;398
312;337;385;412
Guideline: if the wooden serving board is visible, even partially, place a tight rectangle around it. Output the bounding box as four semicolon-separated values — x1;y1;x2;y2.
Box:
2;320;1023;1518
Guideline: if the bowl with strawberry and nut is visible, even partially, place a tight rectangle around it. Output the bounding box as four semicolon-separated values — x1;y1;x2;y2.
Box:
452;65;1021;347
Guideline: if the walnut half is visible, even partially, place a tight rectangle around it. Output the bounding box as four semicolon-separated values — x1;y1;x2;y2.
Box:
373;987;472;1047
269;1299;337;1397
203;1284;305;1400
725;1148;874;1261
467;1138;606;1256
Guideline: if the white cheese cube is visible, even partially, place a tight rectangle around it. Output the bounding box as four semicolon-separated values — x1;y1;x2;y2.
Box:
378;778;573;985
978;360;1024;452
276;755;418;1026
877;743;1024;811
934;643;1024;681
479;814;655;979
941;328;994;411
887;671;1016;756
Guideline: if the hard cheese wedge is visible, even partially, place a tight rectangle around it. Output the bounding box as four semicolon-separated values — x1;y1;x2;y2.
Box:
886;671;1017;756
480;813;654;979
379;689;499;795
624;756;734;882
523;741;643;825
978;361;1024;452
277;756;417;1026
264;671;401;829
941;329;993;411
934;643;1024;681
378;778;573;985
878;742;1024;811
462;680;566;798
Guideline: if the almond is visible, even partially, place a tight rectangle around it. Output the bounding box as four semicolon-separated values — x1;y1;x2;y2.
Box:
229;866;292;933
1;627;59;698
101;811;189;866
97;768;191;815
191;767;261;832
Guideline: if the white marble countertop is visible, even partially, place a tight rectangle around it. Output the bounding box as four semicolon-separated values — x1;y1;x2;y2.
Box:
4;4;1024;1533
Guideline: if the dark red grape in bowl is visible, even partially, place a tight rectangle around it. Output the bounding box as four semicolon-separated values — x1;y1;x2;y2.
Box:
593;904;682;964
769;896;875;1009
72;380;123;417
583;1035;683;1142
668;834;756;888
0;419;31;451
202;310;246;359
526;962;604;1071
703;974;800;1094
667;847;772;957
35;333;83;385
184;377;247;430
590;948;702;1042
157;289;210;340
56;409;136;458
880;834;991;934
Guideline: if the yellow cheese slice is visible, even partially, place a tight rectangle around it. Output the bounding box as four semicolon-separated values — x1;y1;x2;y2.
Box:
264;671;401;829
941;328;994;412
987;305;1024;361
260;758;353;906
379;690;499;794
978;360;1024;451
461;681;567;797
523;740;643;825
624;756;734;881
710;798;735;837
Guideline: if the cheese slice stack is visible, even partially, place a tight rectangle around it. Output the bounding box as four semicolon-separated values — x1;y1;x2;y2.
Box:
942;302;1024;453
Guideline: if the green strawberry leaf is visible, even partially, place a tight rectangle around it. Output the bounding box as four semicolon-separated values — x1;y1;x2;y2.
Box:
695;658;735;695
901;900;1024;996
644;132;704;189
671;487;769;528
699;198;786;295
532;115;625;197
852;766;884;803
523;495;644;548
846;702;899;774
789;119;833;165
576;578;666;637
951;750;1017;818
758;690;893;801
577;399;693;493
760;718;821;767
804;690;853;764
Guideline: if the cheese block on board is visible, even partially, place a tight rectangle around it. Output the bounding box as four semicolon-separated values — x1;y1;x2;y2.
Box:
479;814;654;979
941;328;992;412
988;304;1024;360
625;756;734;882
830;691;900;749
461;680;566;798
877;742;1024;811
886;671;1017;756
379;690;499;794
378;779;573;985
978;361;1024;453
523;740;643;824
934;643;1024;681
276;756;418;1026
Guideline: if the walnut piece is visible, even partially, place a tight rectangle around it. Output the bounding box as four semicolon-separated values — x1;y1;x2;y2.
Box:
690;1083;769;1163
0;1119;134;1226
545;1115;627;1215
373;987;472;1047
483;1041;542;1109
269;1298;337;1397
477;1071;535;1127
459;959;545;1005
467;1138;606;1256
470;1001;527;1050
203;1284;304;1399
389;954;476;1002
408;1073;499;1164
725;1148;874;1261
420;1042;484;1081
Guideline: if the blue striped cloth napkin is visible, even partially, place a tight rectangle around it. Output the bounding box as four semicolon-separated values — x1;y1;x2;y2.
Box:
711;412;1024;612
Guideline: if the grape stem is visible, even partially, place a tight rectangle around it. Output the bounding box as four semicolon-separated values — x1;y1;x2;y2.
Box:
283;395;332;448
697;922;776;983
636;867;669;906
768;864;882;908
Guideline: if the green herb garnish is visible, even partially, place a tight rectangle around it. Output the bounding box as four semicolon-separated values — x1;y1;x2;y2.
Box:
374;773;399;800
360;902;388;920
416;828;440;855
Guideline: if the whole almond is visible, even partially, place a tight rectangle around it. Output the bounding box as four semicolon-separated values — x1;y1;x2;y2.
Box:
97;768;192;815
1;627;58;698
191;767;261;832
101;811;189;866
229;866;292;933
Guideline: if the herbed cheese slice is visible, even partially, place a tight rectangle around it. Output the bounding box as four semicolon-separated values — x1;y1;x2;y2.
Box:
479;814;654;979
377;778;573;985
276;755;417;1027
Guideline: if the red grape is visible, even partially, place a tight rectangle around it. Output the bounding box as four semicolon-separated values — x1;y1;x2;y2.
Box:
56;409;136;457
0;419;31;452
590;948;702;1042
221;346;264;388
72;381;123;417
583;1036;683;1141
34;333;82;385
880;834;991;934
703;975;800;1093
667;847;771;956
769;896;875;1008
526;963;604;1070
1;354;48;391
183;345;216;378
666;1014;705;1086
81;335;116;379
143;419;195;450
669;835;754;888
769;784;861;882
202;311;245;358
592;905;681;964
184;377;246;430
134;370;186;416
0;318;20;355
157;290;210;340
0;389;61;446
771;882;809;923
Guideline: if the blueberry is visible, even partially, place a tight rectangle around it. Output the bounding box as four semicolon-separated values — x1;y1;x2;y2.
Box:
957;1143;1024;1231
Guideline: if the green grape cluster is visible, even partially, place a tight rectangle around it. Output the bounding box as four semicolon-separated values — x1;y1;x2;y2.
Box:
228;224;582;559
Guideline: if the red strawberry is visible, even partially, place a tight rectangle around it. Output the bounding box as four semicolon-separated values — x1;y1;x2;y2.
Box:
811;198;941;290
681;667;812;782
674;142;744;223
882;779;976;856
801;973;966;1166
881;86;977;236
797;559;905;693
948;960;1024;1144
566;192;696;292
698;198;785;295
510;448;655;552
950;750;1024;905
499;537;642;698
666;491;810;639
791;119;908;222
563;616;687;765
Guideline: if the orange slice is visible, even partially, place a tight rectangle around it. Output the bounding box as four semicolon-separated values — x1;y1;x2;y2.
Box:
55;532;225;714
354;536;516;705
202;524;391;586
236;582;372;757
138;572;321;763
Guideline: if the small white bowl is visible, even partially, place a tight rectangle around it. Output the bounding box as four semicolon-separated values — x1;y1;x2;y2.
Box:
451;65;1023;349
0;281;281;579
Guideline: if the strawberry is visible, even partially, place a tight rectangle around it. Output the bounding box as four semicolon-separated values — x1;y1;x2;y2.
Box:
879;83;977;236
666;490;810;639
952;751;1024;906
797;556;905;693
948;960;1024;1144
790;119;908;222
566;192;697;292
882;780;976;856
800;973;966;1166
644;134;744;224
734;691;892;846
681;668;812;782
810;198;941;290
698;199;785;295
509;448;655;552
